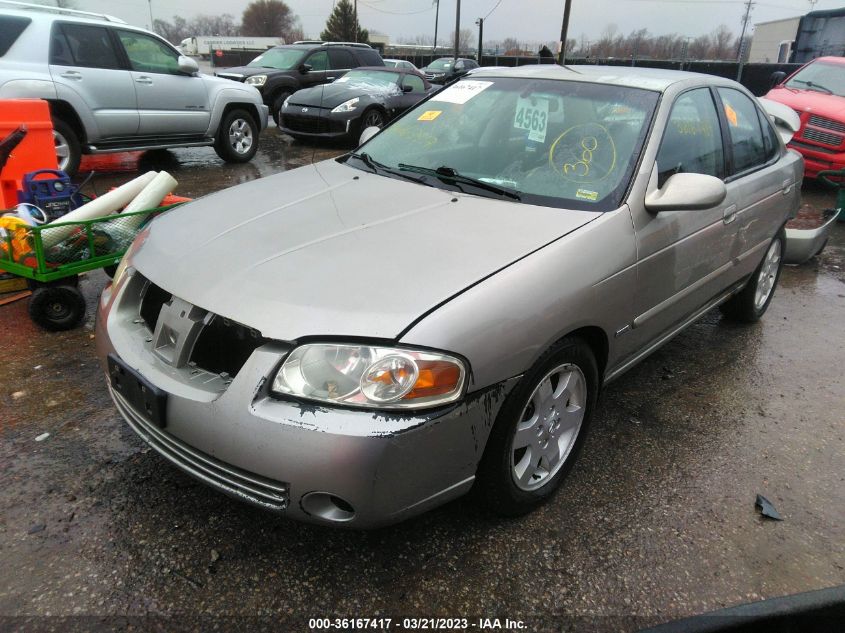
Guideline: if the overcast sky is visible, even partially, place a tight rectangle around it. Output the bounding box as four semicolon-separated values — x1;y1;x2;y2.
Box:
67;0;845;44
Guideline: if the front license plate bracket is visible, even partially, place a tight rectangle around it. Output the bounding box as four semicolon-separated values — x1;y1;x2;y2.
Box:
108;354;167;428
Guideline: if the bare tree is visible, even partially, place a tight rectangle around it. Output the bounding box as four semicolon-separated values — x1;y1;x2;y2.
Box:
192;14;240;37
710;24;734;59
448;28;474;53
242;0;296;38
154;16;190;44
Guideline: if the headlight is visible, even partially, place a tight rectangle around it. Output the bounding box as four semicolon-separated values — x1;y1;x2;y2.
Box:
272;343;466;409
245;74;267;87
331;97;360;113
283;95;291;109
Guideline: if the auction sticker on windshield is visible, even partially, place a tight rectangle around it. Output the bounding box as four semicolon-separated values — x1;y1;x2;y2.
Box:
514;96;549;143
418;110;442;121
431;80;493;104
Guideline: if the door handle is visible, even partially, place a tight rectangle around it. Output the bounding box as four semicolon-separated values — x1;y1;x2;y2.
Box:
135;76;153;85
60;71;82;80
723;204;737;225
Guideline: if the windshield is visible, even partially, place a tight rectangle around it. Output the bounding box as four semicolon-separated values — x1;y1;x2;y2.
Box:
427;58;453;70
248;47;305;70
354;77;659;211
335;70;400;89
785;61;845;97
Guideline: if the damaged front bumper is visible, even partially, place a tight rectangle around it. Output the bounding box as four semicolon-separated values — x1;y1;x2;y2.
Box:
95;271;517;528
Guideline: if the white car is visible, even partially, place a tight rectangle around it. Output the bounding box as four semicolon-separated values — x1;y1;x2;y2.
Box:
382;58;418;72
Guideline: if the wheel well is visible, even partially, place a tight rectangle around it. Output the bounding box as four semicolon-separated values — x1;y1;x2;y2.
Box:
220;103;260;128
46;101;86;144
559;326;609;385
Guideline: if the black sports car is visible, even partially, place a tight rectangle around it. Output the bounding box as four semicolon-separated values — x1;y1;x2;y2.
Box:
279;67;435;142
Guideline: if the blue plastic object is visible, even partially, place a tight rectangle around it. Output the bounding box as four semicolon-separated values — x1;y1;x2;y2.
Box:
17;169;78;221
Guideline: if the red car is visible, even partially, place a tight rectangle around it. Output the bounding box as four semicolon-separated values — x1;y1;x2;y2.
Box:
765;56;845;179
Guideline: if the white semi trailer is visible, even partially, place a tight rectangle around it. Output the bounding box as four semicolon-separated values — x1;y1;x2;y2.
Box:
179;36;285;58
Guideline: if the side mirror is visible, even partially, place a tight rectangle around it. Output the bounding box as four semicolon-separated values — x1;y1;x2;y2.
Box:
177;55;199;75
359;126;380;146
402;84;413;93
299;63;312;74
770;71;787;88
645;173;727;212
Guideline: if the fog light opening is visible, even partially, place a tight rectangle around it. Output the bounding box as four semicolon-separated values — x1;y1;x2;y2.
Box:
300;491;356;523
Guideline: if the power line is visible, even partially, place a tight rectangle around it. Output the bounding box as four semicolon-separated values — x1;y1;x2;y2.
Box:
357;1;433;15
484;0;505;20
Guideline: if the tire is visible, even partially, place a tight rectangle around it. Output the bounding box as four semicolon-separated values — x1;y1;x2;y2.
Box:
476;337;598;516
28;285;86;331
271;91;292;126
52;118;81;176
214;109;259;163
719;229;785;323
361;107;386;130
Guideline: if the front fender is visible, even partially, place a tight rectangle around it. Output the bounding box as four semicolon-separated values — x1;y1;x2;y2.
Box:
206;87;267;135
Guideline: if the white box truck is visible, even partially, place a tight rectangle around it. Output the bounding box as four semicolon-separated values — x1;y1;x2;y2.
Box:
179;36;285;58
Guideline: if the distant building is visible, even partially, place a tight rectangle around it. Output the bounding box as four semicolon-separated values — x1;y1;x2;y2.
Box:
748;16;801;63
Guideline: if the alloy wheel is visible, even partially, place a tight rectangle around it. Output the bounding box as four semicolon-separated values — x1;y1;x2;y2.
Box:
510;362;587;491
228;118;254;155
54;130;71;172
754;238;782;310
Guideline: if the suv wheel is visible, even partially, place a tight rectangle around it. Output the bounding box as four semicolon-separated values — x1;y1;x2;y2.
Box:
52;118;81;176
214;109;259;163
272;91;291;126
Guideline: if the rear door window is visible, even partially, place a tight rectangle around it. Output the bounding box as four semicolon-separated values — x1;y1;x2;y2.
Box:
328;49;354;70
717;88;768;175
51;23;121;70
0;16;30;57
356;49;383;66
656;88;725;187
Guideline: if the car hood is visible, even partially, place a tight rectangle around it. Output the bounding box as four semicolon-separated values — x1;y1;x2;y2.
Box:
766;86;845;121
216;65;285;79
134;160;600;341
289;83;396;108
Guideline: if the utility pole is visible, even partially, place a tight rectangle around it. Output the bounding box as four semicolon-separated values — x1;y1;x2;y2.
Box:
736;0;753;81
147;0;154;30
454;0;461;60
557;0;572;65
433;0;440;53
354;0;358;43
475;17;483;63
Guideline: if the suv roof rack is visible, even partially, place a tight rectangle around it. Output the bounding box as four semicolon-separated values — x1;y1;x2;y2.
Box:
292;40;372;49
0;0;126;23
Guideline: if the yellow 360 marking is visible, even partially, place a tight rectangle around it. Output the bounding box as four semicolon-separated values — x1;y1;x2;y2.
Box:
549;124;617;183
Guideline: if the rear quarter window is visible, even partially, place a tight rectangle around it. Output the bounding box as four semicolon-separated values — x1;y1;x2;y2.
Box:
0;16;31;57
356;49;384;66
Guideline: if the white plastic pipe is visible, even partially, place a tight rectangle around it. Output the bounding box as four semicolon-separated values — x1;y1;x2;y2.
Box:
41;171;158;248
119;171;178;231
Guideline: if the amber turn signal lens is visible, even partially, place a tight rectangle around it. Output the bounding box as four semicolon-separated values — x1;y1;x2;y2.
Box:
404;360;462;400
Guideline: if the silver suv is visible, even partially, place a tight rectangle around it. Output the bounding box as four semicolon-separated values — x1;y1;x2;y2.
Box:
0;1;269;174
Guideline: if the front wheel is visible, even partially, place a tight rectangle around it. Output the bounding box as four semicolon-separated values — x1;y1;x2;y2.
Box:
720;230;785;323
361;108;386;130
214;109;259;163
271;91;291;126
476;337;598;516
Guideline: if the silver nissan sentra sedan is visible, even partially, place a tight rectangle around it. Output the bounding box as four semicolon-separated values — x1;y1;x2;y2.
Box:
96;65;802;527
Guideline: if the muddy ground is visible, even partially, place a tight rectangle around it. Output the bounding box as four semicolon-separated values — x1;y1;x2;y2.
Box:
1;129;843;632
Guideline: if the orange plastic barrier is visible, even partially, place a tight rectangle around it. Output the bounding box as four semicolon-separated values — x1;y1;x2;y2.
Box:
0;99;57;209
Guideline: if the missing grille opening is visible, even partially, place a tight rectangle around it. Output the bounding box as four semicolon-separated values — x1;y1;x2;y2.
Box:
140;281;172;332
190;315;268;377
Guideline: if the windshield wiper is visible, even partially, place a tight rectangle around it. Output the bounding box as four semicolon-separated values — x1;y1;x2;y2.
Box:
345;153;431;186
397;164;521;200
792;79;834;95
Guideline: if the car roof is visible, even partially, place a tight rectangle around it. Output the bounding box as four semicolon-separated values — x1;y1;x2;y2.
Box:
467;63;729;92
810;56;845;65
